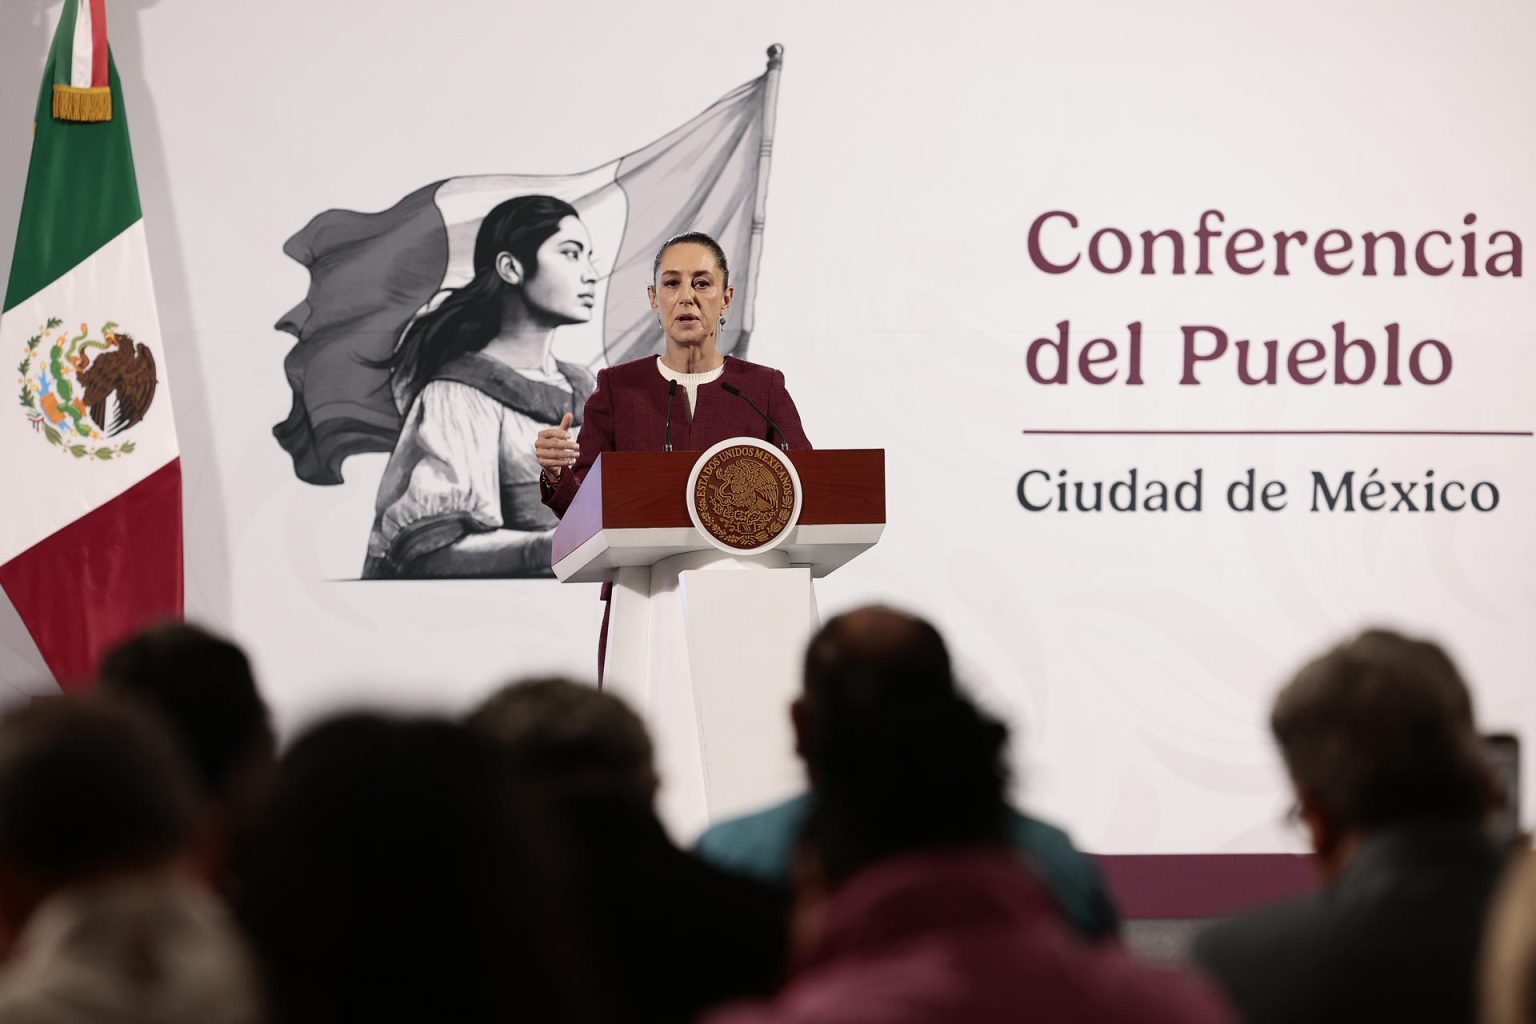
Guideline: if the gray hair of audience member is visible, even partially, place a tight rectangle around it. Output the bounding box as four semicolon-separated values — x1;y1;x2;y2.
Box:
468;677;657;805
1482;844;1536;1024
96;621;274;807
1271;628;1492;830
0;699;198;886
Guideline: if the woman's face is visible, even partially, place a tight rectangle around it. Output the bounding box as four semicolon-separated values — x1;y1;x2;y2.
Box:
513;216;598;326
648;242;733;347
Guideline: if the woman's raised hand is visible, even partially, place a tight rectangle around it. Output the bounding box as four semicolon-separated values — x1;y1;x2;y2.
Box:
535;412;579;479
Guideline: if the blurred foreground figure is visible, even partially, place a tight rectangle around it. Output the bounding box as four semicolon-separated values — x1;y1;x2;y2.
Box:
1481;843;1536;1024
0;700;262;1024
695;607;1118;940
1192;629;1503;1024
470;678;789;1024
241;713;603;1024
97;622;276;896
705;607;1234;1024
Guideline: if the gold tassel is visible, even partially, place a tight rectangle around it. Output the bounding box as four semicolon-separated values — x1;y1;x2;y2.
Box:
52;84;112;123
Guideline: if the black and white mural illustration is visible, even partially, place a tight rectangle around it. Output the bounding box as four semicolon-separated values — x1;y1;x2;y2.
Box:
272;47;784;579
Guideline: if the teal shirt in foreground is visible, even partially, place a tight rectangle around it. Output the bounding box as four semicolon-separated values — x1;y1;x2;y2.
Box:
693;792;1120;941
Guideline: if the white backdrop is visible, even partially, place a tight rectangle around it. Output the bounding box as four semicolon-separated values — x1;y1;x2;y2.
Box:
1;0;1532;852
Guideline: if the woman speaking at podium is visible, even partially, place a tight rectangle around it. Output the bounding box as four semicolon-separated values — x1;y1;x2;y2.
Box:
533;231;812;671
535;231;811;515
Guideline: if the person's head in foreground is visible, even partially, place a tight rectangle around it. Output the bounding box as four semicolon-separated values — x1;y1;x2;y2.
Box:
97;621;275;818
1271;627;1493;878
1189;628;1506;1024
471;678;792;1023
0;699;198;953
0;699;261;1023
792;605;1011;884
241;712;603;1024
703;607;1235;1024
468;675;657;807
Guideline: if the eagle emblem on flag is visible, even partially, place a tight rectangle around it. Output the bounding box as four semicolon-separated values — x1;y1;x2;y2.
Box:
16;317;157;460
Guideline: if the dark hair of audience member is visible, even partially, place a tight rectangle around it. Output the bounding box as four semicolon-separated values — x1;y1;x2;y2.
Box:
468;675;656;805
0;700;198;946
96;621;274;808
240;713;604;1024
470;678;792;1023
798;607;1012;885
1270;628;1493;830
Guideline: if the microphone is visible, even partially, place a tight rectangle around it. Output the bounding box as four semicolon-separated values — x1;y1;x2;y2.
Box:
720;381;788;451
663;379;678;452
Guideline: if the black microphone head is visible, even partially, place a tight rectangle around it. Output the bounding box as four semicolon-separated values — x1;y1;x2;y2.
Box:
667;378;678;394
720;381;741;396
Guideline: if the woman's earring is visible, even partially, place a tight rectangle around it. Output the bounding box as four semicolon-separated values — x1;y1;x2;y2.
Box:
718;315;727;327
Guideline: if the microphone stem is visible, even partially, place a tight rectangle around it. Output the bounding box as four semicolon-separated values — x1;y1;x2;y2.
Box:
663;379;677;452
721;381;788;450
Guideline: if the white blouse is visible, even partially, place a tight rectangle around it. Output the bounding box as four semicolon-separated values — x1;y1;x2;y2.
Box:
655;356;724;415
366;367;574;572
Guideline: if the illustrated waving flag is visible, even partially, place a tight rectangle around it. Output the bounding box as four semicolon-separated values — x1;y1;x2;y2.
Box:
274;46;786;485
0;0;182;689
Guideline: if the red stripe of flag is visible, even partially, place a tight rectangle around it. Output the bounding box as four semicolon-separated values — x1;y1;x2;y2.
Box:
89;0;108;88
0;460;184;691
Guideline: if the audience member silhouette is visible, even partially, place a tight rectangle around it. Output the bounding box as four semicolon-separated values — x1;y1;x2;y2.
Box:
240;713;603;1024
695;609;1119;940
470;674;657;805
11;617;1501;1024
0;699;262;1023
470;677;790;1024
1191;629;1504;1024
705;606;1234;1024
97;622;276;895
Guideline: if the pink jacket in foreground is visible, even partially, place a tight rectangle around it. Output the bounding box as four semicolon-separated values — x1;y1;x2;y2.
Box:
705;847;1236;1024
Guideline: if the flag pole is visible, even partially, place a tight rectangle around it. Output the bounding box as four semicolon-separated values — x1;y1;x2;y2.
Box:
738;43;784;354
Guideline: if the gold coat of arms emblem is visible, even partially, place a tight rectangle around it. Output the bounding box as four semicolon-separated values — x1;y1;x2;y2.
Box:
688;438;802;554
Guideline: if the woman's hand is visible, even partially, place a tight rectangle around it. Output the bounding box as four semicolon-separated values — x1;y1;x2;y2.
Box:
535;412;579;479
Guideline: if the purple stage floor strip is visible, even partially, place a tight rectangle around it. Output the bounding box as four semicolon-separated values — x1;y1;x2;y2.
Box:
1023;429;1532;437
1094;854;1317;920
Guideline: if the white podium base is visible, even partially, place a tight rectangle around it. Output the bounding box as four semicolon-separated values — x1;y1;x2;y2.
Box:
602;550;818;840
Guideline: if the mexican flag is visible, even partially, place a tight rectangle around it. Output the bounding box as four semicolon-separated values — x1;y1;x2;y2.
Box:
0;0;182;690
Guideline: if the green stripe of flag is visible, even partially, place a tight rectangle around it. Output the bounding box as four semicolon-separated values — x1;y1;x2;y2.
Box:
4;48;141;313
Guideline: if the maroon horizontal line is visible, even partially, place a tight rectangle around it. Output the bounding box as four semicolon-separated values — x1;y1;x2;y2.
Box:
1094;854;1316;919
1022;429;1533;437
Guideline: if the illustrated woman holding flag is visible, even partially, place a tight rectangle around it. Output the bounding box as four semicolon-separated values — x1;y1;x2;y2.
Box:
362;195;598;579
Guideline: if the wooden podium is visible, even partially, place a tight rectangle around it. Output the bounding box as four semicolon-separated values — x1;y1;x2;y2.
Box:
551;447;885;837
